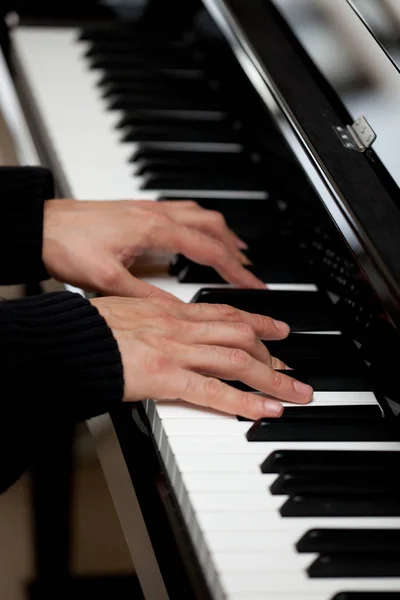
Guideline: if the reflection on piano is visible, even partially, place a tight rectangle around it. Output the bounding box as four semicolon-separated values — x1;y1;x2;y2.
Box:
3;0;400;598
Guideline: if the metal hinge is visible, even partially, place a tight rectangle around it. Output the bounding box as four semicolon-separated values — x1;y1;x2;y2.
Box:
334;116;376;152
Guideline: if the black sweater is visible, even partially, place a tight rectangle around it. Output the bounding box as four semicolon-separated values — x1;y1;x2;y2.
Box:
0;166;124;492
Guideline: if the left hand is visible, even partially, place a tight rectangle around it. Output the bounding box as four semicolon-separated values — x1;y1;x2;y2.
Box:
42;199;265;300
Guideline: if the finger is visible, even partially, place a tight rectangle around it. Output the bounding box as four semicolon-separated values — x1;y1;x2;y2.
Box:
163;202;249;249
173;302;290;340
96;262;182;301
173;320;273;364
163;368;284;419
166;207;244;252
271;356;291;370
167;342;313;404
167;224;265;289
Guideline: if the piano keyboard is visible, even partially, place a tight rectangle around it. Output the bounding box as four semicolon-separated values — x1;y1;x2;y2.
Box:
11;22;400;600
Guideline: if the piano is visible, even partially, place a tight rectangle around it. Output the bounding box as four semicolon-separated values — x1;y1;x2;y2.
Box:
2;0;400;598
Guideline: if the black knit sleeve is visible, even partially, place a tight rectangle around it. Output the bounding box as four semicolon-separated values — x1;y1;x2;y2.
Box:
0;166;53;285
0;291;124;492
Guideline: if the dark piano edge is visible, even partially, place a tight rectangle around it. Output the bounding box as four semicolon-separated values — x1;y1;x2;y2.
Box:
111;403;214;600
204;0;400;330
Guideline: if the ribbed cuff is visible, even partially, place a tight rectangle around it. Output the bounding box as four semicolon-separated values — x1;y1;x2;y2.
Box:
3;291;124;421
0;166;53;284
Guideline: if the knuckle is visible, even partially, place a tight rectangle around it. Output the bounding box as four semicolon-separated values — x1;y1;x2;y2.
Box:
186;200;200;210
229;348;251;368
211;243;229;267
235;321;255;340
158;314;177;328
98;266;121;290
147;212;171;233
182;374;194;396
144;351;171;375
217;304;238;320
254;313;269;332
271;370;283;390
237;392;256;416
204;377;225;400
209;210;226;226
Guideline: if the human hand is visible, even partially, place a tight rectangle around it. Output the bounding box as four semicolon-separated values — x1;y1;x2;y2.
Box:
90;296;313;419
43;199;264;299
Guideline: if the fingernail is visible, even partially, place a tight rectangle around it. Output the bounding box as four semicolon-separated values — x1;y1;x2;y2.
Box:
236;238;249;250
264;401;283;416
237;250;252;265
293;380;313;400
274;319;290;335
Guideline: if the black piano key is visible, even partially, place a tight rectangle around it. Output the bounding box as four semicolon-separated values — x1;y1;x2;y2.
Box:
173;256;310;284
88;52;199;70
105;83;216;102
308;553;400;578
193;289;338;332
111;95;224;113
141;171;263;189
121;113;227;130
266;332;360;362
296;529;400;554
86;39;192;59
132;151;250;172
103;81;208;101
331;594;400;599
280;494;400;517
239;405;380;422
133;150;247;166
142;174;263;191
106;82;214;102
230;365;370;394
124;127;237;147
95;63;204;80
80;26;181;44
246;417;396;442
270;469;400;496
105;87;217;108
136;159;255;177
98;68;205;87
261;450;400;474
280;368;370;391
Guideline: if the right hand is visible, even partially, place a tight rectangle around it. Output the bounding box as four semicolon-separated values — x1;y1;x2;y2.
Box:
91;296;313;420
43;199;264;301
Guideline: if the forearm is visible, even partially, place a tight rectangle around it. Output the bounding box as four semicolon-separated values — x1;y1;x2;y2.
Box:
0;166;53;284
0;291;124;491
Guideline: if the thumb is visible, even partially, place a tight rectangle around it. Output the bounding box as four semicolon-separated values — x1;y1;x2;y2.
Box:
97;263;181;302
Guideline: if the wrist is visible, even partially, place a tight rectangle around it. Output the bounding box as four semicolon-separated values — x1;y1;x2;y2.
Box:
42;198;76;276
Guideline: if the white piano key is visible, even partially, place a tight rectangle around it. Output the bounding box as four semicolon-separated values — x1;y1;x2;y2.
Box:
220;572;400;595
165;436;400;455
153;392;379;423
182;472;270;493
160;418;249;436
172;452;265;473
153;402;231;420
201;519;400;552
189;492;275;511
214;551;314;572
13;28;142;200
197;509;400;533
